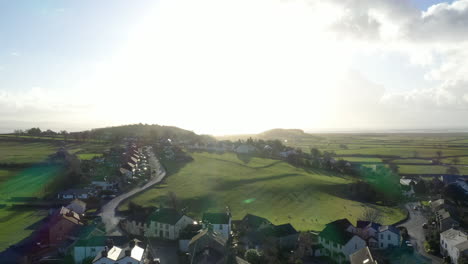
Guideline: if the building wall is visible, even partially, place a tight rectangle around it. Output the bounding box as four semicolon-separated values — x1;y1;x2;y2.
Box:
74;246;104;264
440;236;467;264
179;239;190;253
174;216;194;239
49;219;76;245
378;230;400;249
318;235;366;263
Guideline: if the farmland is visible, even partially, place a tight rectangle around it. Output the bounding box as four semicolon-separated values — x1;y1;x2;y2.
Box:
0;138;112;251
120;152;405;231
218;131;468;176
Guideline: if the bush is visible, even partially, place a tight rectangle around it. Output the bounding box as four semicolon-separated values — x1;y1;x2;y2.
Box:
245;249;262;264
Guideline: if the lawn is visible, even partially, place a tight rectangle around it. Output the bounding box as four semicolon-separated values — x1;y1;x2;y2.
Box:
121;152;405;231
441;156;468;165
391;159;433;164
398;165;468;175
339;157;383;163
0;141;58;164
77;153;103;160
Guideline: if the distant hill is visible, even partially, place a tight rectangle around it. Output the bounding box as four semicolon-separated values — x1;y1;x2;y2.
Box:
90;124;213;142
259;128;306;139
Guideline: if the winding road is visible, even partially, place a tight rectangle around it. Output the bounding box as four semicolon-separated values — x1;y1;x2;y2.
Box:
398;202;442;264
100;147;166;235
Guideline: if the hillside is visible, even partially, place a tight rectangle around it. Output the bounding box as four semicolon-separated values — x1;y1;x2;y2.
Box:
120;152;405;231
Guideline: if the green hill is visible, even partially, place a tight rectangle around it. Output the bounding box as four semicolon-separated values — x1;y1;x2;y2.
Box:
120;152;405;231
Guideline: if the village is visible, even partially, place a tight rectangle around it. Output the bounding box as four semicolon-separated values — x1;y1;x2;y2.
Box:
0;136;467;264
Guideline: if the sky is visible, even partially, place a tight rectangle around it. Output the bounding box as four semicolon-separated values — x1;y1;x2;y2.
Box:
0;0;467;135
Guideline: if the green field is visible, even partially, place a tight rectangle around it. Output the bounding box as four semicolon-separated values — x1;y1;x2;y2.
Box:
391;159;433;164
340;157;383;163
397;165;468;175
0;138;112;251
77;153;103;160
121;152;405;231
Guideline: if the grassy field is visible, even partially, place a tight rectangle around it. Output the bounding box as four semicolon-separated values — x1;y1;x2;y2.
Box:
391;159;433;164
0;138;112;251
340;157;383;163
397;165;468;175
121;152;405;231
77;153;103;160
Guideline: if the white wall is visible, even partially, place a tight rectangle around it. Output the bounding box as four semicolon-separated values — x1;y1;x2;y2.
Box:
74;246;104;264
378;230;400;249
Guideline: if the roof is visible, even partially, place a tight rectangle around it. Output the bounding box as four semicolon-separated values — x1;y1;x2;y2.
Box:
455;240;468;252
242;214;271;229
441;228;467;245
52;207;83;226
356;221;381;230
93;239;145;263
379;225;400;235
271;224;298;237
148;208;183;225
180;224;203;240
350;246;377;264
58;188;90;196
75;236;128;247
431;199;445;209
66;199;86;213
319;219;354;245
189;229;227;255
203;212;230;225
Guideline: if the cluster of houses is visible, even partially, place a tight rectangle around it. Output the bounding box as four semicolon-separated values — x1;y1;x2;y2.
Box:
428;199;468;263
119;144;149;182
316;218;401;264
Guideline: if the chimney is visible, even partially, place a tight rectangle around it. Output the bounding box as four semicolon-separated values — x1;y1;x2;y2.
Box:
106;238;114;248
129;239;136;249
102;246;108;257
125;249;131;256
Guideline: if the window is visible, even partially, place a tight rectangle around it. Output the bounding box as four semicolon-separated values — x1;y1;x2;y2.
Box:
388;235;391;240
380;234;383;239
165;231;169;237
219;224;223;230
355;244;357;249
91;248;96;252
381;243;383;247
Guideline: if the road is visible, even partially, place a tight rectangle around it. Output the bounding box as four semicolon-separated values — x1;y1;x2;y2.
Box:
398;202;442;264
100;147;166;235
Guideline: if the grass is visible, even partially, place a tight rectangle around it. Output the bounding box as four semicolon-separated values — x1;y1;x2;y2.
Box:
77;153;103;160
391;159;433;164
441;156;468;165
121;152;405;231
339;157;383;163
0;208;48;251
398;165;468;175
0;138;112;251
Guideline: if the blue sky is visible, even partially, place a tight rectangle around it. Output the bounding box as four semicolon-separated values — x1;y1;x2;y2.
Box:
1;0;467;134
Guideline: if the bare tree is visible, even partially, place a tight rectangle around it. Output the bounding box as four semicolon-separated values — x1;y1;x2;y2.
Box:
360;207;382;223
167;191;178;210
436;150;443;159
451;157;460;165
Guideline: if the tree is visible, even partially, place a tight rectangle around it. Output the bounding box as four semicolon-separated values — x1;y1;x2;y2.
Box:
310;148;321;158
360;207;382;223
451;157;460;165
458;254;468;264
27;127;41;137
244;249;262;264
414;180;428;195
167;191;178;210
60;130;68;142
388;163;399;174
446;166;460;175
436;150;443;159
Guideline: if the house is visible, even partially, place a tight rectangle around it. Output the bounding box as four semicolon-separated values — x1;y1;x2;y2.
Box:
377;225;400;249
188;228;227;264
239;214;272;232
66;199;87;215
350;246;378;264
279;150;297;158
440;228;468;264
145;208;194;240
92;181;117;191
316;219;366;264
179;224;203;253
454;178;468;195
400;178;416;197
440;175;460;185
92;239;147;264
73;236;127;264
264;223;299;249
121;213;149;236
436;209;459;232
202;212;232;239
57;188;92;200
235;144;257;154
48;207;84;245
355;221;381;248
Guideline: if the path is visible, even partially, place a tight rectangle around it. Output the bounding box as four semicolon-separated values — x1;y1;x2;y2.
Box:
398;202;442;264
100;147;166;235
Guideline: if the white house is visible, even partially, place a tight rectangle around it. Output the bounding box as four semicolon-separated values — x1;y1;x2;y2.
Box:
235;144;257;154
66;199;87;215
377;225;400;249
440;228;468;264
202;212;232;239
145;208;194;240
73;236;127;264
316;219;366;264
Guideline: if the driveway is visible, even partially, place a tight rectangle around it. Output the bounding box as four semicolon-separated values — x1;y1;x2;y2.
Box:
398;202;442;264
100;147;166;235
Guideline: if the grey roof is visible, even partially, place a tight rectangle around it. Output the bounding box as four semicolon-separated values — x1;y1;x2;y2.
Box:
455;240;468;252
202;213;230;225
350;246;377;264
379;225;400;235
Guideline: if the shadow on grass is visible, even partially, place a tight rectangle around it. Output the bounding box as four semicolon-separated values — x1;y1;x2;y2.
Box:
215;173;301;191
